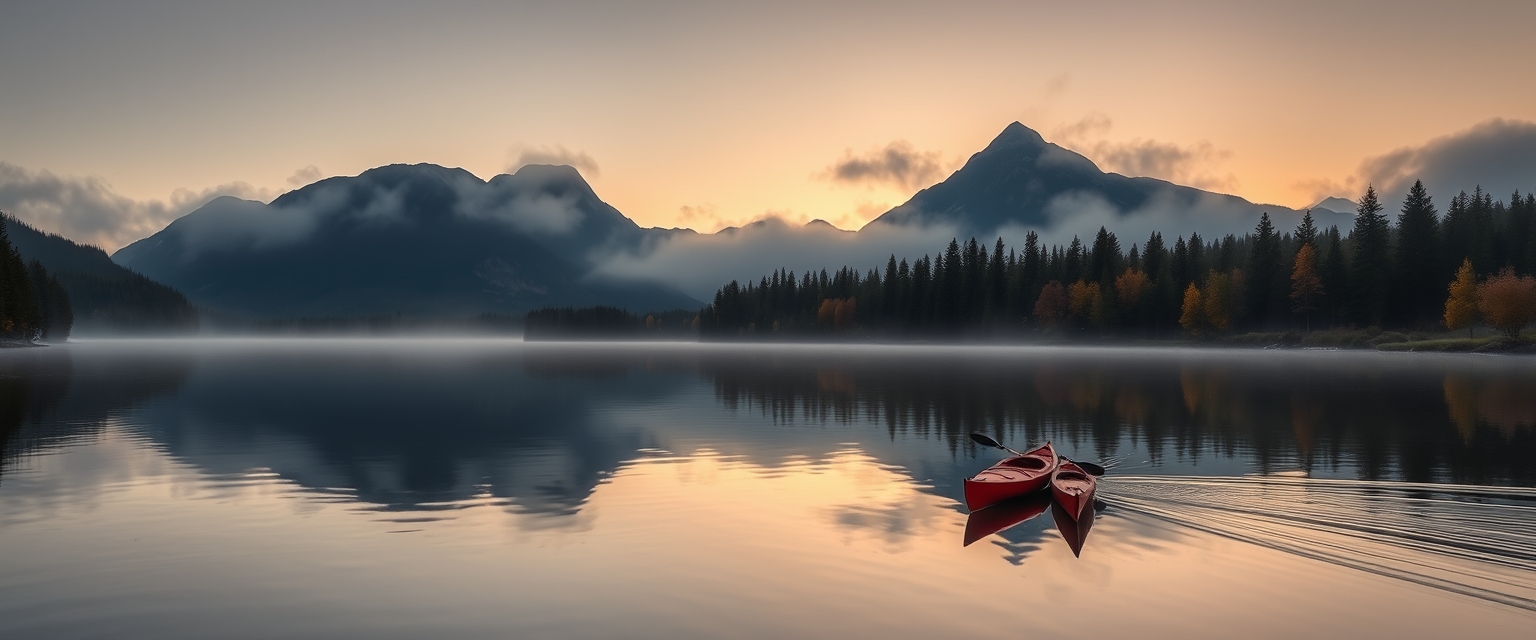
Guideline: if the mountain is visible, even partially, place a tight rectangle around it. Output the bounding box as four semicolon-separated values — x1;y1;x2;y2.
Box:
113;164;700;319
869;122;1296;238
3;215;198;334
1311;196;1358;217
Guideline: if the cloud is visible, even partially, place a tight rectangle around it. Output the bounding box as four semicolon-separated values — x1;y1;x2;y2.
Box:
0;162;275;252
1052;114;1239;193
822;141;948;191
594;188;1285;300
287;165;323;187
594;217;961;300
1043;74;1072;97
1356;118;1536;206
173;195;319;259
1009;188;1280;250
453;172;586;236
508;145;600;178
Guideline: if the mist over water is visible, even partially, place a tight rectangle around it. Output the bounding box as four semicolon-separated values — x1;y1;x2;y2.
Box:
1;339;1533;638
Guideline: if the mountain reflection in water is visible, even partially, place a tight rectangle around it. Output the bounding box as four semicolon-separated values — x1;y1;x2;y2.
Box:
3;341;1535;510
1;340;1535;638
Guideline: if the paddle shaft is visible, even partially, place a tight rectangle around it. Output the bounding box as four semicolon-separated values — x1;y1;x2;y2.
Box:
968;433;1106;476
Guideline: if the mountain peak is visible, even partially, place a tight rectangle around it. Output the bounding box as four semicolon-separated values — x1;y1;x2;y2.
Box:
990;121;1049;149
510;163;587;182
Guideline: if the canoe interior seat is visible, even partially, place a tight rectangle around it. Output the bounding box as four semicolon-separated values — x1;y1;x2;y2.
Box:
1000;457;1049;470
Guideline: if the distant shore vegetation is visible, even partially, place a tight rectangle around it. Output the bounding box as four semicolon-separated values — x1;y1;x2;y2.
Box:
699;181;1536;346
524;306;698;340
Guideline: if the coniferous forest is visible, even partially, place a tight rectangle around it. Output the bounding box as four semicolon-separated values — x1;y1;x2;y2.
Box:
0;219;73;342
700;182;1536;340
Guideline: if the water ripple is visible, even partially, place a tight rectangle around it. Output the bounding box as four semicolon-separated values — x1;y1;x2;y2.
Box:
1105;475;1536;613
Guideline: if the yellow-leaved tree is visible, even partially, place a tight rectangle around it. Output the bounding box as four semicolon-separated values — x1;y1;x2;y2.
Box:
1179;283;1204;335
1115;268;1150;309
1290;244;1323;331
1443;259;1479;339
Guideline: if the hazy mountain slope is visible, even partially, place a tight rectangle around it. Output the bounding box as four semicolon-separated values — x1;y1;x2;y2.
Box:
112;164;699;319
869;122;1294;238
3;215;198;333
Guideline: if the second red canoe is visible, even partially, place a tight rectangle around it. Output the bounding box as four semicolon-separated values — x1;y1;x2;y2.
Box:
1050;459;1097;521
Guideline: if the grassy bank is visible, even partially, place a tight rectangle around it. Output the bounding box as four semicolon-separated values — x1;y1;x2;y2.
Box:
1224;328;1536;352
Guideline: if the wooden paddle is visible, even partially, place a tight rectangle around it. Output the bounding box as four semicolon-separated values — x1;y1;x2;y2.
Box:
968;433;1106;476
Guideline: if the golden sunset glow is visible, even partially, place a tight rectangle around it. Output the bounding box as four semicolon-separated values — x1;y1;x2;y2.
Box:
3;3;1535;250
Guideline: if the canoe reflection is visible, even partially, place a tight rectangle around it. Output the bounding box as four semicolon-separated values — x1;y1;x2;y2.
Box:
962;491;1052;547
1051;499;1098;558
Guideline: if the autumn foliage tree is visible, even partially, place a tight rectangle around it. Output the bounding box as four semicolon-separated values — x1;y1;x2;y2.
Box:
1475;268;1536;338
1033;280;1067;329
1115;268;1150;308
1202;271;1232;331
1290;244;1323;330
1067;280;1102;327
1444;259;1480;338
1179;283;1204;335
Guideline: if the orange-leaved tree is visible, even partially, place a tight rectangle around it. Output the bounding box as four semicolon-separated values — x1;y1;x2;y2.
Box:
1443;259;1480;338
1476;267;1536;338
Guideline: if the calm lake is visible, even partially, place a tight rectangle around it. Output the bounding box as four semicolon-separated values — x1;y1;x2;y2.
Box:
2;339;1534;639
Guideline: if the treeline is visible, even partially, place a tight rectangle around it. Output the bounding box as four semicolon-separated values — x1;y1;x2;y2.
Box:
0;219;72;342
700;181;1536;338
3;214;197;334
524;306;698;340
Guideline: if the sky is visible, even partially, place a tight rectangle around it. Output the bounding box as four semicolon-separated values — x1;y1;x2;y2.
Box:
2;0;1535;251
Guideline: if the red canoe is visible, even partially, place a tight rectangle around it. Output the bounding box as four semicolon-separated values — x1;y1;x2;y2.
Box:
1050;459;1097;521
963;442;1058;511
963;491;1051;546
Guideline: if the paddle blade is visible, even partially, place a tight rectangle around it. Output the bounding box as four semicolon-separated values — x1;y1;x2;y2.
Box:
1078;461;1107;477
969;433;1003;449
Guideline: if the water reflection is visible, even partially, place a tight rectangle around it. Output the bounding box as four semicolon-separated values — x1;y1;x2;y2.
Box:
702;347;1536;486
0;348;190;484
1;342;1534;512
2;341;1536;638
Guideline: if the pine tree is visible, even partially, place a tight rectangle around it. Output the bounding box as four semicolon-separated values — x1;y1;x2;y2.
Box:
1143;232;1166;279
1246;213;1282;327
1294;211;1318;250
1350;185;1392;326
1394;180;1439;326
1320;226;1349;327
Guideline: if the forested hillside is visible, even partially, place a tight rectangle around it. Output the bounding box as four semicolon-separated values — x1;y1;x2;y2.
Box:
3;215;197;334
701;181;1536;338
0;219;73;341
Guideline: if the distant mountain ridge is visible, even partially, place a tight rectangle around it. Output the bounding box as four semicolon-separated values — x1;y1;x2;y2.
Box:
112;164;699;319
869;122;1298;238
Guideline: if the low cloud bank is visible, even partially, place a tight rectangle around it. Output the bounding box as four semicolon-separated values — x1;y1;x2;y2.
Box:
596;218;962;300
1359;118;1536;206
0;162;275;251
1051;114;1239;192
597;191;1283;300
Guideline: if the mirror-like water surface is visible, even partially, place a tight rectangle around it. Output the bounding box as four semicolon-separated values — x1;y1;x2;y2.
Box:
2;339;1534;639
